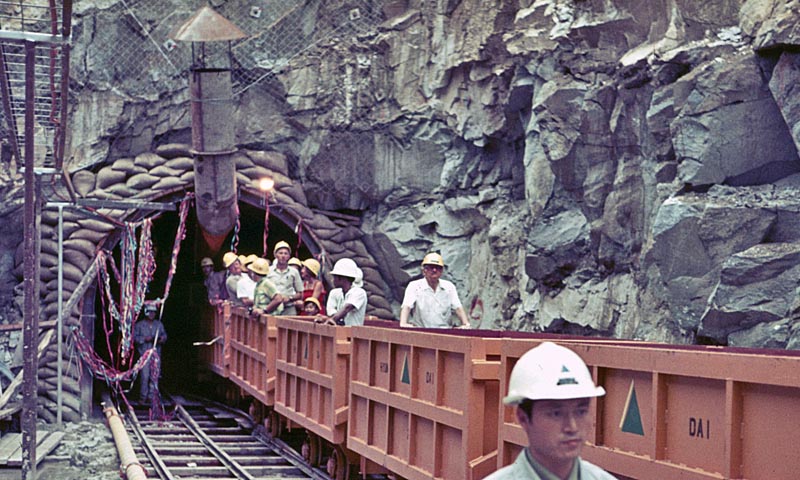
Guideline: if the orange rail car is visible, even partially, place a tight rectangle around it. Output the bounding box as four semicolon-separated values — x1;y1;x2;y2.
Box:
201;306;800;480
202;303;230;378
227;306;278;406
274;316;358;478
348;326;501;480
500;339;800;480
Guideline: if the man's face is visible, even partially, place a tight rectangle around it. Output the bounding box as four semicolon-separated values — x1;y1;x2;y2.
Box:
275;248;290;266
202;264;213;277
229;261;242;275
332;275;351;289
422;264;443;282
517;398;591;475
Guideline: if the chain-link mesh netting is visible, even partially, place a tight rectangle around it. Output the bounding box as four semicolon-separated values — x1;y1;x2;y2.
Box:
71;0;389;197
0;0;391;206
0;0;68;173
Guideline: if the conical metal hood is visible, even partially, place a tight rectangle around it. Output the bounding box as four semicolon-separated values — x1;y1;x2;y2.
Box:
170;5;247;42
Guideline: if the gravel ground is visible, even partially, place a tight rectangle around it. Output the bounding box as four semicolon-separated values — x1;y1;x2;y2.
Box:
38;420;120;480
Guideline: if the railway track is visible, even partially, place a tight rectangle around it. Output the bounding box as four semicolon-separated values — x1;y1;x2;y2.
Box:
123;396;329;480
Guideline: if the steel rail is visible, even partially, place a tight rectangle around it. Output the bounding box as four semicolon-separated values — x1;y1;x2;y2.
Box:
125;406;176;480
175;404;256;480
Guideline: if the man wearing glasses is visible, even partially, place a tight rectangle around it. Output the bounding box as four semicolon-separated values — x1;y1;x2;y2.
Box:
399;252;470;329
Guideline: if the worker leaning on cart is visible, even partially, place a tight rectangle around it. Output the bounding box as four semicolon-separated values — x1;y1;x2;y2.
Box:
485;342;617;480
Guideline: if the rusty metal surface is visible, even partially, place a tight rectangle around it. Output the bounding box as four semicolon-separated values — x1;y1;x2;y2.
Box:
21;40;39;480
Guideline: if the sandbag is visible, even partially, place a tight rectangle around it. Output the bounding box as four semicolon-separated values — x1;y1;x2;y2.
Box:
72;170;96;197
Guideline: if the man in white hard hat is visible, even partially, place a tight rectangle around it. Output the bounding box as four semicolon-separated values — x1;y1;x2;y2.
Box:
485;342;616;480
399;252;470;329
319;258;367;326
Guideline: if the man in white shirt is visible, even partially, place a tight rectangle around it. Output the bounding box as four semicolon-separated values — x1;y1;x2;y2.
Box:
319;258;367;326
399;252;469;328
236;255;258;306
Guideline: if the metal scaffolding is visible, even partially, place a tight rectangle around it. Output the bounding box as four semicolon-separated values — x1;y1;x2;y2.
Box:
0;1;73;479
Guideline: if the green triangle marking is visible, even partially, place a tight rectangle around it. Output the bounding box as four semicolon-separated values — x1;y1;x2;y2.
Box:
401;354;410;385
620;380;645;436
561;365;570;372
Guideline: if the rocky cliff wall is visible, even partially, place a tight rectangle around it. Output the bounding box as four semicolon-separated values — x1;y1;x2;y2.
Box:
1;0;799;351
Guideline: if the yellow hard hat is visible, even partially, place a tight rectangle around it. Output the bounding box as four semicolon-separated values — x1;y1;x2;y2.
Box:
304;297;321;310
249;258;270;276
223;252;239;268
243;254;258;266
302;258;320;277
238;255;250;271
421;252;445;267
273;240;291;254
288;257;303;267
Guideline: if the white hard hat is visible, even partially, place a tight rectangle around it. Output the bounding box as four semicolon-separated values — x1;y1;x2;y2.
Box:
330;258;360;279
503;342;605;405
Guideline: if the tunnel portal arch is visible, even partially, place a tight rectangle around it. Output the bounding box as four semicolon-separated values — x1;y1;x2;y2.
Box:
38;147;394;420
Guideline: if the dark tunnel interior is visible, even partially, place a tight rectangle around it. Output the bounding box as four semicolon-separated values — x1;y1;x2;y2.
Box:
92;200;314;402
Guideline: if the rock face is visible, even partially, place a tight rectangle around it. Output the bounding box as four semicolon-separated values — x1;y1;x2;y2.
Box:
0;0;799;359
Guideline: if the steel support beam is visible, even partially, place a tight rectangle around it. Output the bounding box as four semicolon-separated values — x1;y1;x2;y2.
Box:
21;40;40;480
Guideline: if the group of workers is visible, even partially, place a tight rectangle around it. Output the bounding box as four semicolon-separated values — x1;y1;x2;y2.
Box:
201;244;471;329
138;243;615;479
200;240;369;326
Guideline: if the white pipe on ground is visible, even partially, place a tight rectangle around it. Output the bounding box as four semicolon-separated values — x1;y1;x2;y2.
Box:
102;402;147;480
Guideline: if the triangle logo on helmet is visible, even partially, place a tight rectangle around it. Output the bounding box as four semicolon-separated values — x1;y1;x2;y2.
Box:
557;365;578;385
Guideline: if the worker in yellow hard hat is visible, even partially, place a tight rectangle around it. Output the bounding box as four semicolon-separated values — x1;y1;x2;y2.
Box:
485;342;614;480
222;251;243;304
248;258;284;315
399;252;470;329
296;258;326;315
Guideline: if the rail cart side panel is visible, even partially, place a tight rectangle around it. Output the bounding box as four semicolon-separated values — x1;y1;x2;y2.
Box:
348;327;501;480
498;339;800;480
227;308;271;405
274;317;351;445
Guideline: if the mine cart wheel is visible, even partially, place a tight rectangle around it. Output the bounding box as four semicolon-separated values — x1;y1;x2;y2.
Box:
265;410;283;438
326;445;351;480
308;433;322;467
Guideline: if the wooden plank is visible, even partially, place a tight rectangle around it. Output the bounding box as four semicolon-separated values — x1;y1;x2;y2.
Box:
0;434;21;465
0;403;21;420
34;431;63;465
7;430;64;467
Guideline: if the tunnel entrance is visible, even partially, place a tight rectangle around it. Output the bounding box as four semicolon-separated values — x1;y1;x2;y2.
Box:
90;197;319;403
